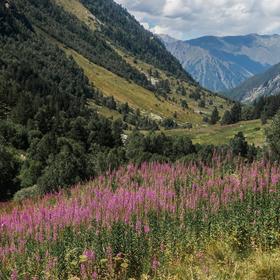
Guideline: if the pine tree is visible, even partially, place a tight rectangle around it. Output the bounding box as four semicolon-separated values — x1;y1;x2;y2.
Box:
210;107;220;125
221;110;232;125
230;103;242;123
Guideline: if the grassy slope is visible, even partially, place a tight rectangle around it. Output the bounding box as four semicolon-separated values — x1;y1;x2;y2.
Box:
116;47;231;116
67;49;199;122
53;0;231;126
68;45;233;125
162;119;268;146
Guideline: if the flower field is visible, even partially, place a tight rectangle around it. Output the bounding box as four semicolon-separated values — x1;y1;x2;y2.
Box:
1;159;280;279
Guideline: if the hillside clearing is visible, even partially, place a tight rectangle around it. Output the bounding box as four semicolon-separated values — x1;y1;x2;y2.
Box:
65;48;204;124
162;120;268;146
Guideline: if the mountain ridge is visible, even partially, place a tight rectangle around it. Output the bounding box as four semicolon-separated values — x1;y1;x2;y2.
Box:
226;63;280;102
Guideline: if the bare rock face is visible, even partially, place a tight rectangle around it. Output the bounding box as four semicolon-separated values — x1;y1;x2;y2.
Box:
3;0;16;11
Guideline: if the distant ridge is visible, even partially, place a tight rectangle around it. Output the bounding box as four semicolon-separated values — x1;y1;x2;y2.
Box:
226;63;280;102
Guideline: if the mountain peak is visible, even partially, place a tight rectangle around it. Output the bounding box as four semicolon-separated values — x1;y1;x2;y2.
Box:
158;34;180;44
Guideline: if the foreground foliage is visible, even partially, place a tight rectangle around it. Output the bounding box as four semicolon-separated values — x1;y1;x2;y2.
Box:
0;159;280;279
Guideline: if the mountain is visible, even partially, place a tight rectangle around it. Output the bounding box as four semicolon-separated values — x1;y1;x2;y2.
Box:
226;63;280;102
160;34;280;92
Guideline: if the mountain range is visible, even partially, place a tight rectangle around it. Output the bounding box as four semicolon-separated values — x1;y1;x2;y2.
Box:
160;34;280;93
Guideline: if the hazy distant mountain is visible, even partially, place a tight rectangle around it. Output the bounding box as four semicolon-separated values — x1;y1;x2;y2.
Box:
160;34;280;92
226;63;280;102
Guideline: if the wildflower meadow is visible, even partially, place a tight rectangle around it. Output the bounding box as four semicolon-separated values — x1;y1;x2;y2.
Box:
1;158;280;279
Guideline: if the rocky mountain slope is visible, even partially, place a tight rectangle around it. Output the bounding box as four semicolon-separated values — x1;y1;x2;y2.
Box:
226;63;280;102
161;34;280;93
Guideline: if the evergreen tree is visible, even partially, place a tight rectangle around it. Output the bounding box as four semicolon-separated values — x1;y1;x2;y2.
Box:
198;100;206;108
210;107;220;125
221;103;242;125
261;111;268;125
230;103;242;123
221;110;232;125
230;132;248;157
266;111;280;159
180;100;188;109
0;146;19;200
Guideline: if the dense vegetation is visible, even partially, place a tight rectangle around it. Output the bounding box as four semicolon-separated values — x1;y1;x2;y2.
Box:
0;0;234;201
219;93;280;126
221;103;242;125
1;0;280;202
1;159;280;279
13;0;153;90
0;1;124;199
243;93;280;122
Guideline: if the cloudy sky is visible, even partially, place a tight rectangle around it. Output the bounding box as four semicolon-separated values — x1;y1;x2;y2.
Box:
114;0;280;40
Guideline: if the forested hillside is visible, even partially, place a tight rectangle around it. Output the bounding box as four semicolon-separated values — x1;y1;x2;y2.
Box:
0;0;233;200
13;0;153;90
0;0;124;199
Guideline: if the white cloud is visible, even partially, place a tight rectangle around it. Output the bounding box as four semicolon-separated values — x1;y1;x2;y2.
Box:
114;0;280;39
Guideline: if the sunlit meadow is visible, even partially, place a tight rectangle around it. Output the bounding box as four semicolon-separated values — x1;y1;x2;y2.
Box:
1;158;280;279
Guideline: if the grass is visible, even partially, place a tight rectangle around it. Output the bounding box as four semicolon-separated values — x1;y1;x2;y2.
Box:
163;119;268;146
114;47;232;123
156;239;280;280
89;101;122;121
54;0;99;31
65;48;205;124
66;48;233;126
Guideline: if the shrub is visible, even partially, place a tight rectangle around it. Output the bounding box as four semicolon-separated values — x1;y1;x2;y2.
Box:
0;146;19;200
13;185;40;202
266;111;280;159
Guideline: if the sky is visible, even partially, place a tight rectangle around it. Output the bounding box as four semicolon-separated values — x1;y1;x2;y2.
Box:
114;0;280;40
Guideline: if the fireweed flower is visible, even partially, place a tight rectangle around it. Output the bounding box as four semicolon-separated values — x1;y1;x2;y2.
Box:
0;161;279;277
151;256;160;272
83;249;96;262
11;270;18;280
